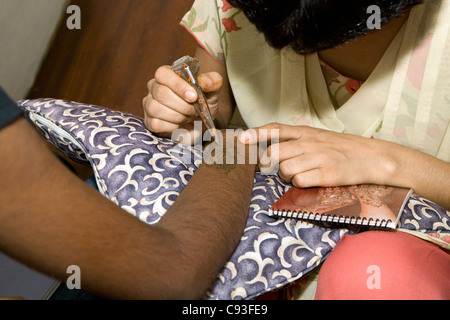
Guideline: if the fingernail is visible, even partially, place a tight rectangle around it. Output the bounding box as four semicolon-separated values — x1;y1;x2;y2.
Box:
239;132;251;144
185;90;196;102
199;74;212;89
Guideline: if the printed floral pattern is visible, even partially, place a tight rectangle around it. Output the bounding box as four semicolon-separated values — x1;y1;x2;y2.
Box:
221;0;233;13
222;18;241;33
182;0;450;160
320;61;364;109
180;0;243;63
427;233;450;249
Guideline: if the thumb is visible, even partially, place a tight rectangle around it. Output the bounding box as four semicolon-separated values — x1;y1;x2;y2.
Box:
198;72;223;115
198;72;223;93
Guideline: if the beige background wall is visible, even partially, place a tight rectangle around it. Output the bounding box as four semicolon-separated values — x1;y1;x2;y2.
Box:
0;0;69;100
0;0;69;299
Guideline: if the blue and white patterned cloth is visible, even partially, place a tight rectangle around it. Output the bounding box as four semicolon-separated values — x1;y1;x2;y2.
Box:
17;98;450;300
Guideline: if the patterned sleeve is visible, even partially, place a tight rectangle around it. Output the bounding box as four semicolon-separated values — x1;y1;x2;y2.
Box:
180;0;242;65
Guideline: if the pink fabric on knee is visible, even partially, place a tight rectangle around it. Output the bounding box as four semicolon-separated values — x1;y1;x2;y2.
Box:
315;231;450;300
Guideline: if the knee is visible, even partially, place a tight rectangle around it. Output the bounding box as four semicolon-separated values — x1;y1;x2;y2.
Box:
315;231;450;300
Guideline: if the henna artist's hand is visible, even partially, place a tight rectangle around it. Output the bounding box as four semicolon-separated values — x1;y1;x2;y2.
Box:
143;65;223;144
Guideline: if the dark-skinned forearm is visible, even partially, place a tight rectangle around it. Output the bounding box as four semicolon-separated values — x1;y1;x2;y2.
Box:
0;119;255;299
158;161;255;299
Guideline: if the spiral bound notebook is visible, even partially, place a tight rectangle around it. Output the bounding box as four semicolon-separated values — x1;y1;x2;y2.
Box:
268;184;413;229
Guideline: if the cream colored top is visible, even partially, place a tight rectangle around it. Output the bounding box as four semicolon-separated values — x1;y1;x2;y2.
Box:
180;0;450;160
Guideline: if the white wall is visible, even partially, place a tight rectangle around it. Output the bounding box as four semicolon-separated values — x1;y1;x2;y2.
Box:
0;0;69;299
0;0;69;100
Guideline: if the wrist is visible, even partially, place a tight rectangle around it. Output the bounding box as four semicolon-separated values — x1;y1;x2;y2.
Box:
370;139;410;187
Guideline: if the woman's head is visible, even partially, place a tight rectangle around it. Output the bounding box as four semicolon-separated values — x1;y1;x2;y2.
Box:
227;0;422;54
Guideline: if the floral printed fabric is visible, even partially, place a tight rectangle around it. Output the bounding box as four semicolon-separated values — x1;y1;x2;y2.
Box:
180;0;450;161
180;0;243;65
319;60;364;110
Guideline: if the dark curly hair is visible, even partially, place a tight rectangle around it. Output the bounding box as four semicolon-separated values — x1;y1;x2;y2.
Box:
227;0;422;54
